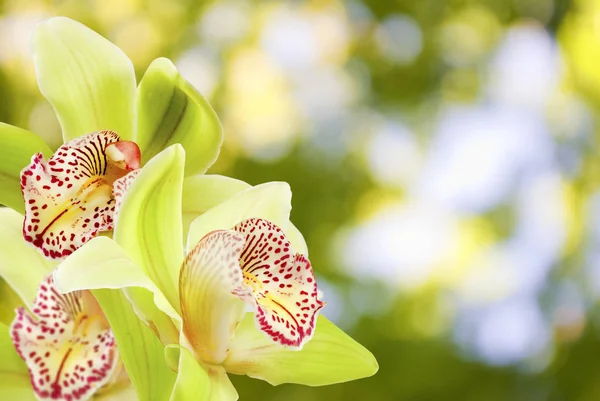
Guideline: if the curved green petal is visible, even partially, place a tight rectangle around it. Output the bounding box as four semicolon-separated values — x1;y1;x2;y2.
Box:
223;313;378;386
93;289;177;401
114;144;185;311
0;124;52;213
53;236;180;344
0;208;55;308
182;175;307;254
170;346;238;401
0;322;35;401
137;58;223;176
33;17;136;142
186;182;292;252
182;175;251;235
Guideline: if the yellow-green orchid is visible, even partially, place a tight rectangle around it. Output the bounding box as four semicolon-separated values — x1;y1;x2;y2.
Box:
0;15;222;400
52;146;378;401
0;16;222;260
0;208;137;401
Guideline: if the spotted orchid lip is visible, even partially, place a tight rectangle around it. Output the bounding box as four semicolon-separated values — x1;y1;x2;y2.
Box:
20;131;141;260
10;274;118;401
180;218;324;364
232;218;324;349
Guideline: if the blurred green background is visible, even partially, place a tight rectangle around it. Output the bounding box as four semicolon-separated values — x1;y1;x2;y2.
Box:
3;0;600;399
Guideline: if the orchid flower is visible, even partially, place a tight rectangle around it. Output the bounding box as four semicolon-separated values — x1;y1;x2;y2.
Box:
21;131;141;259
0;16;222;399
0;16;222;260
53;146;378;401
0;208;136;401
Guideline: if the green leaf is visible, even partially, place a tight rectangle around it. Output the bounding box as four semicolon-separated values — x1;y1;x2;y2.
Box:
53;236;181;345
223;313;379;386
0;124;52;213
186;182;292;252
137;58;223;176
93;289;177;401
114;144;185;312
0;208;55;308
170;345;238;401
33;17;136;142
0;322;35;401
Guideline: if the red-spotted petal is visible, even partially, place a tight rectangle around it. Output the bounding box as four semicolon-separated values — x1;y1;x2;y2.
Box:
9;274;118;401
21;131;141;260
111;169;141;224
232;218;324;350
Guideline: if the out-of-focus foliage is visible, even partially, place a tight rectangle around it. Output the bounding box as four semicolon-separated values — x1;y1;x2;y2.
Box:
2;0;600;399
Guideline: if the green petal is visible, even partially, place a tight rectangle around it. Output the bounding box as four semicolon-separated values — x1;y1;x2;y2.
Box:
0;322;35;401
0;208;55;308
182;175;251;235
114;144;185;312
186;182;292;252
96;386;138;401
284;222;309;256
170;345;238;401
0;124;52;213
224;313;378;386
182;175;307;254
137;58;223;176
0;278;23;326
93;289;177;401
53;236;180;344
33;17;136;142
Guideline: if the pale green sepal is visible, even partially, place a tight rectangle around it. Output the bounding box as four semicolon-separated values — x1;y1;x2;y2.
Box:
0;124;53;213
284;222;308;256
136;57;223;176
114;144;185;312
96;386;138;401
0;208;55;308
181;175;307;254
53;236;181;344
224;313;379;386
170;345;238;401
182;175;251;235
0;322;35;401
33;17;136;142
186;182;292;252
93;289;176;401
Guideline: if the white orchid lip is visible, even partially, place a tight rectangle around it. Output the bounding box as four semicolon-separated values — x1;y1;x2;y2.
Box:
20;131;141;260
10;274;118;401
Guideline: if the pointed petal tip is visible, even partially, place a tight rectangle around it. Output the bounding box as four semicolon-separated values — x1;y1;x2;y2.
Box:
224;314;378;387
150;56;176;71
